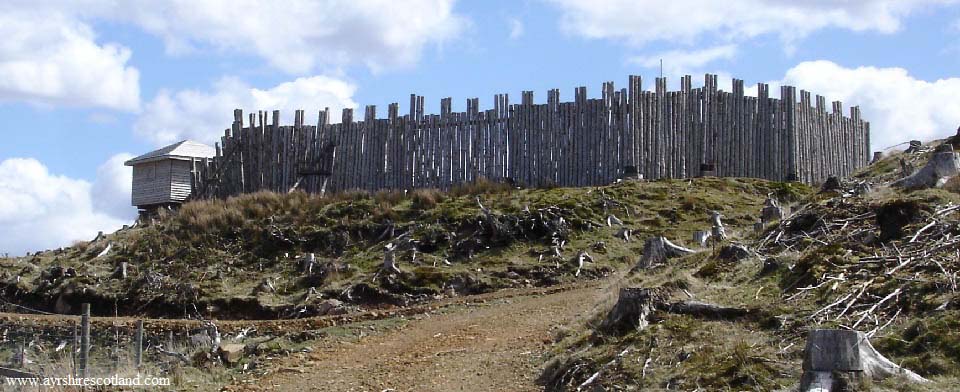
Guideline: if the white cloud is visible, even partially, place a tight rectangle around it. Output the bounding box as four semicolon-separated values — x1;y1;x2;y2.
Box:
776;60;960;151
0;9;140;111
508;18;525;40
0;0;464;110
128;0;464;74
135;76;358;146
549;0;956;47
0;157;133;255
53;0;466;75
629;44;737;76
92;153;137;221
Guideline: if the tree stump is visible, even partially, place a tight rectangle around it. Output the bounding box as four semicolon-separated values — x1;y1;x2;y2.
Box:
799;329;928;392
575;250;593;277
904;140;922;153
383;243;401;274
853;182;872;195
951;125;960;148
820;176;842;192
692;231;711;248
606;214;623;226
892;146;960;190
600;288;751;334
710;211;727;242
112;261;128;279
899;157;915;178
299;253;316;274
600;288;658;333
635;236;695;270
761;198;783;224
718;243;752;262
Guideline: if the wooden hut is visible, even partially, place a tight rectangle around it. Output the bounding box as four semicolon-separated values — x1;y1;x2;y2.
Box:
124;140;215;212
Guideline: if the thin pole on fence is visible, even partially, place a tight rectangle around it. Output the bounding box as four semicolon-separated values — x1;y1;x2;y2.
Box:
134;320;143;368
114;301;120;370
80;303;90;378
18;342;25;368
72;321;78;376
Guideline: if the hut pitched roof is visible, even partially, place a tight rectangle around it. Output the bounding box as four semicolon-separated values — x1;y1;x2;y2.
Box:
124;140;216;166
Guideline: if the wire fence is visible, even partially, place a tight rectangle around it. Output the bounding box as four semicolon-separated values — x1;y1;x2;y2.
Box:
0;303;225;390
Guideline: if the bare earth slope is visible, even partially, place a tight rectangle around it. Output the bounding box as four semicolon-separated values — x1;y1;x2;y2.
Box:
226;280;611;391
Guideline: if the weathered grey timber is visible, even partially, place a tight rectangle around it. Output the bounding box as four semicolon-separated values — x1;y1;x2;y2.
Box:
892;144;960;190
125;140;216;210
189;74;871;199
800;329;928;391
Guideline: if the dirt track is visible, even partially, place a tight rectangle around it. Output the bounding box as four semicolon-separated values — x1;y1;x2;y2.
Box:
0;279;614;391
225;280;613;391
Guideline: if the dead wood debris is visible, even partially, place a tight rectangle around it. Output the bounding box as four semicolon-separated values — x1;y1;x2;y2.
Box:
755;179;960;332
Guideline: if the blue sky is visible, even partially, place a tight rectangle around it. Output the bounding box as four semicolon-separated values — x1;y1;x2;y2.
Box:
1;0;960;254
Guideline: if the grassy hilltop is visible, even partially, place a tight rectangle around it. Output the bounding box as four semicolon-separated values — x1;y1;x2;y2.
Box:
0;176;800;319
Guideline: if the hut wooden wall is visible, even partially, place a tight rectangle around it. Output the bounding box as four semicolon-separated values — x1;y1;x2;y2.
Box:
132;162;170;206
194;74;870;199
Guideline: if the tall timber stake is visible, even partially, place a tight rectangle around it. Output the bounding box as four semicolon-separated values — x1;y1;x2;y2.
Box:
184;74;873;200
135;320;144;368
80;303;90;378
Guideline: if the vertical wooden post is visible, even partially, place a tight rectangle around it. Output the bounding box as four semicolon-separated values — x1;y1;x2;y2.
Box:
233;109;245;193
655;77;666;179
757;83;770;180
134;320;143;368
80;303;90;378
681;75;692;178
73;322;79;376
783;86;798;182
733;79;753;177
271;110;280;192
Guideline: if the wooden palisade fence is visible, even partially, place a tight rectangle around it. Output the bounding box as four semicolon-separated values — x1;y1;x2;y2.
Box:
193;74;870;198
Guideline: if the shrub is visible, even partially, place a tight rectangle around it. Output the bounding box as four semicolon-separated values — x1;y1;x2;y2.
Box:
411;189;444;210
449;177;513;197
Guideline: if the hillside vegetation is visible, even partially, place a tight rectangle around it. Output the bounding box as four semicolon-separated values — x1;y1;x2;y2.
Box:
540;140;960;391
0;177;803;320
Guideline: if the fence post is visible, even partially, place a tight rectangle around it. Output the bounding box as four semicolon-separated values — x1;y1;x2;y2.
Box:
72;322;78;376
80;303;90;378
134;320;143;368
18;343;25;368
